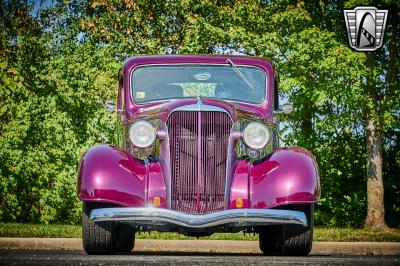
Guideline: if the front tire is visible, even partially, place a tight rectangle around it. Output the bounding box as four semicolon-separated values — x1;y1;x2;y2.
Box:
82;202;135;254
115;223;135;252
259;204;314;256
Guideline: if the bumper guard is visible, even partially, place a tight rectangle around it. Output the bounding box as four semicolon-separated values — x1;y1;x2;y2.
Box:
90;207;307;228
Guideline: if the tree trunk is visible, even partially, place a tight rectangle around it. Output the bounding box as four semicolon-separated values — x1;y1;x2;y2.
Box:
365;115;387;229
364;53;388;229
301;113;312;140
301;96;313;148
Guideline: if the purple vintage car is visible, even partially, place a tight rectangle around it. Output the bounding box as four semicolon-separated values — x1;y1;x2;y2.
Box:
77;55;320;255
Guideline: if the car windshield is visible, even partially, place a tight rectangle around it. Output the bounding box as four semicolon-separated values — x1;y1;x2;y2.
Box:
131;64;266;104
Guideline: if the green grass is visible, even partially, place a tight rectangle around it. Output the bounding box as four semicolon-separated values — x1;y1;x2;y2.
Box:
313;227;400;242
1;223;399;242
0;223;82;238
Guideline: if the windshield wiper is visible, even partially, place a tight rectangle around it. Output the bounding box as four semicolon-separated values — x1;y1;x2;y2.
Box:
226;59;256;91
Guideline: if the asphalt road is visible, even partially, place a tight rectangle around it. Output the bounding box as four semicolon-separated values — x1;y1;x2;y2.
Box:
0;250;399;266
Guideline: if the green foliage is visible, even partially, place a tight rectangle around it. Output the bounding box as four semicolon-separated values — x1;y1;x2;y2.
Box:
0;1;118;224
0;0;399;227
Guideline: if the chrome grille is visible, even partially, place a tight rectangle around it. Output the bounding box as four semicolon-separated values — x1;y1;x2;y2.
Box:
167;111;232;214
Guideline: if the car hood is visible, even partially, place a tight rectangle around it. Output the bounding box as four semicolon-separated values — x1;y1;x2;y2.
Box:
124;98;273;124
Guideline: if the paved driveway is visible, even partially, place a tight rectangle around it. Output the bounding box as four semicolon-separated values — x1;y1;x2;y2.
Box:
0;250;398;266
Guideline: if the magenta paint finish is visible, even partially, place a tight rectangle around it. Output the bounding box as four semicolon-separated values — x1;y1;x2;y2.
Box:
147;162;168;208
249;146;320;209
228;147;319;210
78;144;167;207
229;160;250;209
78;55;320;216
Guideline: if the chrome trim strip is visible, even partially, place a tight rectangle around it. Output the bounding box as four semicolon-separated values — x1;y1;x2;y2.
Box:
90;207;307;228
196;107;202;213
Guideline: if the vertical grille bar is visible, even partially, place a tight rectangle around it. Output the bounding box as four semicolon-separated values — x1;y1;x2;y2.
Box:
196;110;202;213
168;111;231;214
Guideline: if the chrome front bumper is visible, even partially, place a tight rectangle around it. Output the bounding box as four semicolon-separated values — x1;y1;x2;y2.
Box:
90;208;307;228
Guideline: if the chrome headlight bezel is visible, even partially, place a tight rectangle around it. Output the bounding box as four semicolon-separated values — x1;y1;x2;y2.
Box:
129;120;157;148
242;122;270;150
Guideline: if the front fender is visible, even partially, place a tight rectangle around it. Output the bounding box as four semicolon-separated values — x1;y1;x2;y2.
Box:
250;146;320;209
77;144;167;207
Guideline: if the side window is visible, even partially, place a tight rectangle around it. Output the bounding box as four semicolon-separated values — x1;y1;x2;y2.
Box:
274;75;279;111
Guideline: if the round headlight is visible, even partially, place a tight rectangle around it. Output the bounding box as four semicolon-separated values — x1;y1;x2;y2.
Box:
243;122;270;150
129;120;156;148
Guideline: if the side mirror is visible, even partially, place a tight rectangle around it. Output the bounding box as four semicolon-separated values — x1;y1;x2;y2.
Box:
104;101;117;112
274;103;293;115
281;103;293;114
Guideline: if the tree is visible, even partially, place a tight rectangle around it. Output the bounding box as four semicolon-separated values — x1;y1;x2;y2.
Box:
182;0;399;228
362;1;399;229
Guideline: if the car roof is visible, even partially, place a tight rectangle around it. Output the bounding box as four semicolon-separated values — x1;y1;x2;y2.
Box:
122;54;275;76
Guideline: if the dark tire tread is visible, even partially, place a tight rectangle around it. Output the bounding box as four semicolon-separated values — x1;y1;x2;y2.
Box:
115;223;135;252
82;202;116;254
259;204;314;256
82;202;135;255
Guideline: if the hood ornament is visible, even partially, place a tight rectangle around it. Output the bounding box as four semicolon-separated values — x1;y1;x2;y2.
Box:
196;96;203;111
